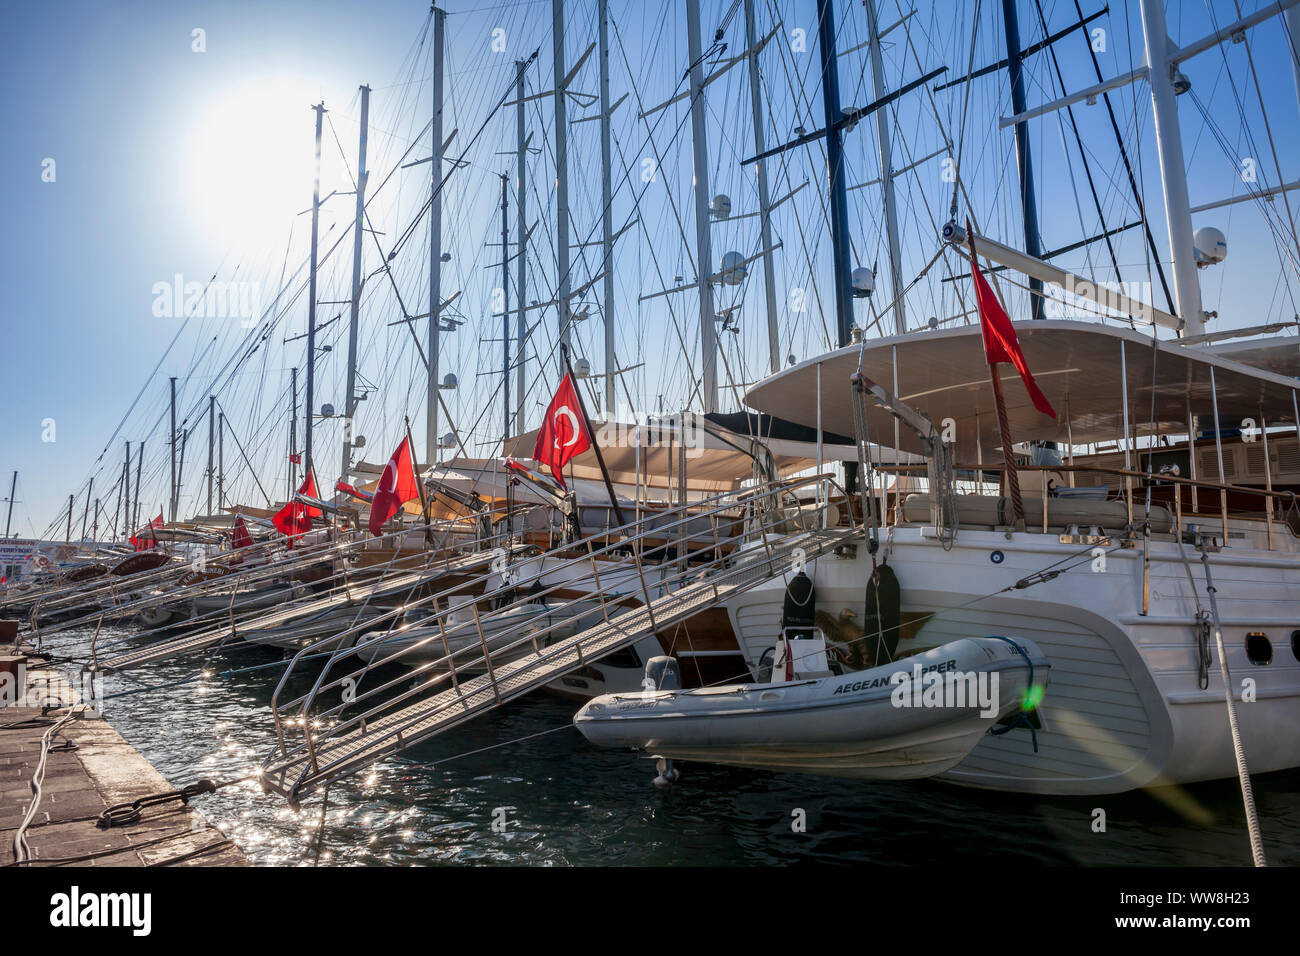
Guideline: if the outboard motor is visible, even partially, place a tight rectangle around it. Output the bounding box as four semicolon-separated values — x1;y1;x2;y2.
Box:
642;656;681;788
642;655;681;692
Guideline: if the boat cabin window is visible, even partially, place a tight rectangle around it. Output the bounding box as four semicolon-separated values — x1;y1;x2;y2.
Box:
600;646;642;669
1291;631;1300;663
1245;632;1272;666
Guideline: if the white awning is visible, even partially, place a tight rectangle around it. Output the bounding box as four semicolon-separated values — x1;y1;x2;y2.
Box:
744;320;1300;457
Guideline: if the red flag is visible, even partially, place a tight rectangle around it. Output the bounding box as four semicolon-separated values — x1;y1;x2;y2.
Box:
968;249;1056;419
272;472;322;543
532;373;591;490
288;453;302;465
368;437;420;536
335;479;374;504
231;515;254;550
130;514;163;551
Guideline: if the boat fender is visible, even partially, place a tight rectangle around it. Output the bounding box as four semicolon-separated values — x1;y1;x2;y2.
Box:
782;570;816;638
860;562;901;667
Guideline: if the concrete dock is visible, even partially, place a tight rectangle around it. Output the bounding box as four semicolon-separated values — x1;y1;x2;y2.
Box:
1;647;248;866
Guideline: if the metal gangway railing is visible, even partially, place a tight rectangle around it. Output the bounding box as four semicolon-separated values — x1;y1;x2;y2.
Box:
95;512;545;672
260;475;859;802
11;523;376;638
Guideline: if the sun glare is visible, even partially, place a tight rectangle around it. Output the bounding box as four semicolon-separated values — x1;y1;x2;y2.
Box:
184;74;332;250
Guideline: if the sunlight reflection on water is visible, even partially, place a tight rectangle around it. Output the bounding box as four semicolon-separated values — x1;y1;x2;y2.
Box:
43;626;1300;867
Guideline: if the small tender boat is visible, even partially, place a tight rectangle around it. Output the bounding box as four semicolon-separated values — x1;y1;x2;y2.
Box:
574;636;1049;780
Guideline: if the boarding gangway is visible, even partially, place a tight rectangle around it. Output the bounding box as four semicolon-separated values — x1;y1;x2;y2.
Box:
97;538;523;673
259;476;859;802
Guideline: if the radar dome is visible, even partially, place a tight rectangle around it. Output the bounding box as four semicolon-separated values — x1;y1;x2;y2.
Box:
1194;227;1227;267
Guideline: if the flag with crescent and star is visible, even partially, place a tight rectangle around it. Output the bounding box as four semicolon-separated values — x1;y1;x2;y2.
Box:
368;435;421;536
533;373;592;491
272;472;322;546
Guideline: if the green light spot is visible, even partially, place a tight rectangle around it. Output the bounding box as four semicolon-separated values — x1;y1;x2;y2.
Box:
1021;684;1045;712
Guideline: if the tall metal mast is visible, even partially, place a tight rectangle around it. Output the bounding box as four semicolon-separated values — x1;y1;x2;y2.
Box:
217;413;225;511
1138;0;1203;334
427;5;447;464
206;395;215;514
305;101;326;474
863;0;907;334
4;471;16;538
598;0;617;410
289;366;299;498
133;440;142;531
686;0;719;410
553;0;573;360
1001;0;1043;320
743;0;782;373
816;0;854;348
122;444;131;538
79;478;92;543
168;376;178;522
113;457;124;539
342;84;370;481
515;59;529;433
1289;4;1300;109
501;173;512;439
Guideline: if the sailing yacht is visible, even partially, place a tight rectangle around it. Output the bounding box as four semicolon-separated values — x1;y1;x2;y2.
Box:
573;0;1300;796
695;318;1300;794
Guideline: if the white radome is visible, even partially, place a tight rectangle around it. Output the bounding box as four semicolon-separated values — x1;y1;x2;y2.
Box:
851;266;875;297
1194;226;1227;266
720;251;748;285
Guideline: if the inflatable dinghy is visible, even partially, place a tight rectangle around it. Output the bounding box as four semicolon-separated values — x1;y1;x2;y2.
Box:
574;636;1048;780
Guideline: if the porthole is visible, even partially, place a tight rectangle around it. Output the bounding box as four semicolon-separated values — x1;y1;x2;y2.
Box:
1245;632;1272;665
1291;630;1300;663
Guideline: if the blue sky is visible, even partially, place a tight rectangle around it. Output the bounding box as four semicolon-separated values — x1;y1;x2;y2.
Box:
3;0;1299;537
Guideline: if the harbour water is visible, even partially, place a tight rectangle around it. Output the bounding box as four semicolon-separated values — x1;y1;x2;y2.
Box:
47;627;1300;867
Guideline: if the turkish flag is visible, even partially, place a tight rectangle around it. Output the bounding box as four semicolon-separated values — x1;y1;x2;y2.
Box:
335;479;374;504
272;472;322;543
231;515;254;550
130;514;164;551
368;436;420;536
968;247;1056;419
532;374;591;490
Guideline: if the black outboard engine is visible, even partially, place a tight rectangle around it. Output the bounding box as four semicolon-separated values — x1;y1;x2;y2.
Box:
642;655;681;692
642;656;681;788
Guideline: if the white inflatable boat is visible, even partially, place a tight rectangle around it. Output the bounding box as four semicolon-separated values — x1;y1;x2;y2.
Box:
573;636;1049;780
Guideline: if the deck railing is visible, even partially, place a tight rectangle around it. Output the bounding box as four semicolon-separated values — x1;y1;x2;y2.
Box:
875;462;1299;551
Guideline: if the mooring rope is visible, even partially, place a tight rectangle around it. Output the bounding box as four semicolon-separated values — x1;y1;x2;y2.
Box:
11;705;88;864
1198;547;1267;866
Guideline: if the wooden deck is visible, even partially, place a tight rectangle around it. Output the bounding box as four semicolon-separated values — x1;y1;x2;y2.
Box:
0;651;248;866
